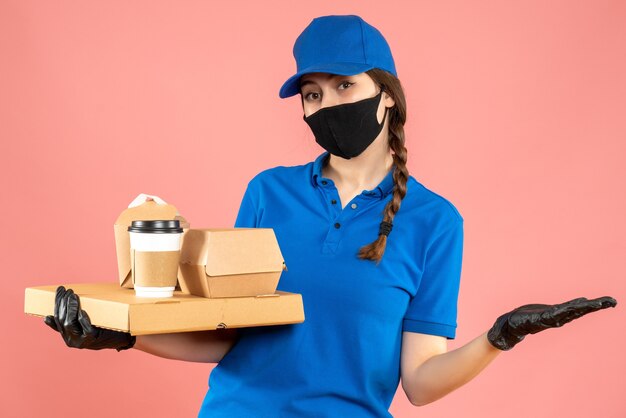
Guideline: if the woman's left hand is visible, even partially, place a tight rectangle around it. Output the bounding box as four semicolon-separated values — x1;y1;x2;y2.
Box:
487;296;617;351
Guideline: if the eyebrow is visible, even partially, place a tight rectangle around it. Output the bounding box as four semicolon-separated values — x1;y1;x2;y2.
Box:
299;74;344;89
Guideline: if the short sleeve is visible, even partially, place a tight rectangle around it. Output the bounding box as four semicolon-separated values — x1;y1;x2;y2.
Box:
403;219;464;339
233;180;259;228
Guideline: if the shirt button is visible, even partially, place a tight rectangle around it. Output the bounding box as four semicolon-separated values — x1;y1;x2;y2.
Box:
334;222;341;229
331;199;337;204
321;180;328;185
350;203;357;209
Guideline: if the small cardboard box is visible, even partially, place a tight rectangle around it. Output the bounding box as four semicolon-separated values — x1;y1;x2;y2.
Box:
179;228;288;298
25;282;305;335
114;199;189;289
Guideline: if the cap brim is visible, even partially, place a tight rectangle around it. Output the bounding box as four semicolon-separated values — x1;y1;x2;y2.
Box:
278;62;374;98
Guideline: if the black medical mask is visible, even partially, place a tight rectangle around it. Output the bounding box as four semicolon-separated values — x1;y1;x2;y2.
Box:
303;88;389;159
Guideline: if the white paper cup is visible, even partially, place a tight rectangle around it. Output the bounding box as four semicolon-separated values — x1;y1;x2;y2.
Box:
128;220;183;298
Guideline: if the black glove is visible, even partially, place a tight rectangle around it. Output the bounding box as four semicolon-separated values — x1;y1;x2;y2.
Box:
487;296;617;351
44;286;136;351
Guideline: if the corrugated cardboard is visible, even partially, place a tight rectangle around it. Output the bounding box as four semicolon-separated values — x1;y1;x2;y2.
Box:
178;228;288;298
114;200;189;288
25;282;305;336
132;250;180;287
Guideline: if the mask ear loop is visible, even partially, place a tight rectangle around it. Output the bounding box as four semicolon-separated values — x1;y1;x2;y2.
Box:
378;86;389;126
381;104;389;126
380;87;389;126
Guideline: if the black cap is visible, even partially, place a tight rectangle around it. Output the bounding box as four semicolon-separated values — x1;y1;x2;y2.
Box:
128;220;183;233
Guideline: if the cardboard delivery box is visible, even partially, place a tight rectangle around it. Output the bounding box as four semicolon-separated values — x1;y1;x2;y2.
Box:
179;228;288;298
114;196;189;289
25;282;305;336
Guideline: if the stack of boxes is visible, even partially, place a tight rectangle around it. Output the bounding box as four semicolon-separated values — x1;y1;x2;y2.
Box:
24;197;305;335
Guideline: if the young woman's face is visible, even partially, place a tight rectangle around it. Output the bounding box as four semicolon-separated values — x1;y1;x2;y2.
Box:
299;72;390;118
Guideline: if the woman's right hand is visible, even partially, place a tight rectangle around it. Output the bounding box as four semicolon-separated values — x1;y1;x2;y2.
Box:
44;286;136;351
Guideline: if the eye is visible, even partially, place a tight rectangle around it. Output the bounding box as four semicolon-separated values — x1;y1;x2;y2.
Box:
303;91;320;101
301;81;354;102
339;81;354;89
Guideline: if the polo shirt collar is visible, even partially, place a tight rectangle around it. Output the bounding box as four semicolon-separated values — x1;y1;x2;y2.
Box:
311;151;396;199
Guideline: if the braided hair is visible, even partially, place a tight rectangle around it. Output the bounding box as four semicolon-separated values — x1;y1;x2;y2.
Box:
357;68;409;265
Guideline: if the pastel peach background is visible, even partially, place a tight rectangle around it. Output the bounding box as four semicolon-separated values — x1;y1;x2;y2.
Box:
2;1;624;417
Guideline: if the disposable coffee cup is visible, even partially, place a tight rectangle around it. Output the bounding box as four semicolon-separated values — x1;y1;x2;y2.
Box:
128;220;183;298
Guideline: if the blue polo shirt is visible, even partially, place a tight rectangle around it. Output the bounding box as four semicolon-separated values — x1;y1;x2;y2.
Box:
198;151;464;417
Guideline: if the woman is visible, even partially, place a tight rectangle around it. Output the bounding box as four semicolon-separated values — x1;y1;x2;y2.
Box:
45;14;616;417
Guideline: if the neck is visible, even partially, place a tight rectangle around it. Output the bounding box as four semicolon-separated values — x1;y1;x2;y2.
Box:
322;143;394;193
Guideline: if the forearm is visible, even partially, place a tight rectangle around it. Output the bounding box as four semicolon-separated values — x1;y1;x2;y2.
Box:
133;329;239;363
405;331;501;406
